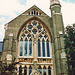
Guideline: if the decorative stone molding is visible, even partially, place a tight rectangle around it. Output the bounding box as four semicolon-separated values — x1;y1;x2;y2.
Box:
6;54;12;61
61;52;66;59
53;13;62;15
50;1;60;6
9;33;13;37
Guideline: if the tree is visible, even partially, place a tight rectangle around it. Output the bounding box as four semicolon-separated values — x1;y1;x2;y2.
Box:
64;25;75;75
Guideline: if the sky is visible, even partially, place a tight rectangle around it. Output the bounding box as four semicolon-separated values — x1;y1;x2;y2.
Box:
0;0;75;41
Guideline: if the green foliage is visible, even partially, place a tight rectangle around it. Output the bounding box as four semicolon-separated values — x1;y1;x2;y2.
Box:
64;26;75;75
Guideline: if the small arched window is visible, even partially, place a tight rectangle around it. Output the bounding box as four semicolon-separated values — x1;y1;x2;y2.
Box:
43;66;46;75
29;66;32;75
38;66;42;74
39;12;41;15
36;12;38;15
29;12;30;15
34;10;36;15
19;66;22;75
48;66;51;75
32;11;33;15
24;66;27;75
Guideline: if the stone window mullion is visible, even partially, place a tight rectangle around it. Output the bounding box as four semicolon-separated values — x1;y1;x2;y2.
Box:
40;39;42;57
45;39;47;57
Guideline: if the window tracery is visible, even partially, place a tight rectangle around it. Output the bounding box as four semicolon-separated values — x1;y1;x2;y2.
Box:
19;20;51;57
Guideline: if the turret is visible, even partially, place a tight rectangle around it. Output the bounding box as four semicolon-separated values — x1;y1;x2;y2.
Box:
50;0;68;75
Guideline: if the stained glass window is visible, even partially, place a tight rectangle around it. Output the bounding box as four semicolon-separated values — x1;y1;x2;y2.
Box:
19;20;51;58
33;22;37;26
32;29;37;34
46;40;50;57
28;25;32;30
24;38;27;56
42;39;45;57
22;34;25;38
44;35;47;39
38;39;41;57
27;34;31;38
25;31;27;34
29;39;32;56
39;35;42;38
37;26;41;30
20;38;23;56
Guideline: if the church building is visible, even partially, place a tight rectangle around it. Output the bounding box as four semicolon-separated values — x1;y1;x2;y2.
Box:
1;0;68;75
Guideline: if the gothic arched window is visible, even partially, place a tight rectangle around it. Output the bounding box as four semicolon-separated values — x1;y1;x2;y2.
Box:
42;39;45;57
43;66;46;75
38;66;42;74
48;66;51;75
29;66;32;75
19;20;51;58
19;66;22;75
24;66;27;75
46;39;50;57
38;39;41;57
20;38;23;56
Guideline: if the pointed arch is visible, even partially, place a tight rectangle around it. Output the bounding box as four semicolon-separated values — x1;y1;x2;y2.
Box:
48;66;51;75
29;66;32;75
17;17;53;41
43;66;46;75
19;65;22;75
24;66;27;75
38;66;42;74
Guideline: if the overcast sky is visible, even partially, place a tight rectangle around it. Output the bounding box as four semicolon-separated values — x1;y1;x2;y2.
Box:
0;0;75;41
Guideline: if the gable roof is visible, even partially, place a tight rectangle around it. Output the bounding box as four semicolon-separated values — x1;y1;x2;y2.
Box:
7;5;50;26
22;5;49;16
